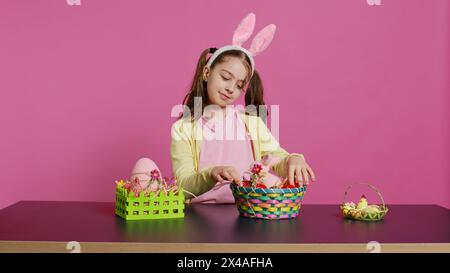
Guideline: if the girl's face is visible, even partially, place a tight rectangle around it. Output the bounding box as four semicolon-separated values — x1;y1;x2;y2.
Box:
202;56;249;108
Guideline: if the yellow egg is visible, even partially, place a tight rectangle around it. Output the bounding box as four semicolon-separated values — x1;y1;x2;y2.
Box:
365;205;380;213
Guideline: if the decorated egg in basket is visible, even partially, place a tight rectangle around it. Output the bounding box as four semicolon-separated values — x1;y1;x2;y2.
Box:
340;183;388;221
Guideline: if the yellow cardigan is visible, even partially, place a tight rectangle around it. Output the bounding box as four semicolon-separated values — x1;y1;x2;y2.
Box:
170;112;304;199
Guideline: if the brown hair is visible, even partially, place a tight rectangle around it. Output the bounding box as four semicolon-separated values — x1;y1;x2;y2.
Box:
180;48;267;121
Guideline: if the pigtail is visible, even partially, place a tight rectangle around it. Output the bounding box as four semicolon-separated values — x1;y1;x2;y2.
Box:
245;70;268;121
180;48;211;121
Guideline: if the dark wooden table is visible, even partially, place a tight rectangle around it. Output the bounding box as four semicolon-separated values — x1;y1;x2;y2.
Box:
0;201;449;252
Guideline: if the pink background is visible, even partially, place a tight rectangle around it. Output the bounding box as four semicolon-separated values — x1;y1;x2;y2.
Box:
0;0;448;209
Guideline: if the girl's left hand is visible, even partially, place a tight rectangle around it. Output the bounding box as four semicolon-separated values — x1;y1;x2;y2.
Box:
287;156;316;187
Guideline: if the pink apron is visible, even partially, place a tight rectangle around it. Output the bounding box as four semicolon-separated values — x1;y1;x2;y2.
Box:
191;107;255;204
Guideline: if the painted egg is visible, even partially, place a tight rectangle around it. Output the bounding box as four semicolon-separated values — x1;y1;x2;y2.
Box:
130;158;161;188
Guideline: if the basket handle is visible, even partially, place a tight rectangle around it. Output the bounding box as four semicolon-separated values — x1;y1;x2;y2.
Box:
343;182;386;208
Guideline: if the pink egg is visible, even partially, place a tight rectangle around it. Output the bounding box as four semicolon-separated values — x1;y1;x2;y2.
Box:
262;173;281;188
130;158;161;187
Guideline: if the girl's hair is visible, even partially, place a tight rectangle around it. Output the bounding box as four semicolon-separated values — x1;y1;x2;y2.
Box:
180;48;267;121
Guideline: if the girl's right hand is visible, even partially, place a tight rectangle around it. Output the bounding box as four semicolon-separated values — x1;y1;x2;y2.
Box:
211;166;242;184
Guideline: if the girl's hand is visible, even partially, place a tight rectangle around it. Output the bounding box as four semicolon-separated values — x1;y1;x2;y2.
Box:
287;156;316;187
211;166;242;184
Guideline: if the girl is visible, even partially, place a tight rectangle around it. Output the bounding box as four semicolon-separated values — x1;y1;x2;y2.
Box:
130;13;316;204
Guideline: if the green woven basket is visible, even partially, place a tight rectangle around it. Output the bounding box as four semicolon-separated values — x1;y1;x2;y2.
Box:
230;183;307;220
115;181;185;220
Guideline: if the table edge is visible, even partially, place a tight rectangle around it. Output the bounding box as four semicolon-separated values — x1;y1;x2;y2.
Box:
1;241;449;253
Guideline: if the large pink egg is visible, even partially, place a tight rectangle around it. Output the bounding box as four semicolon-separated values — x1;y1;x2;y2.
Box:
130;157;161;188
262;173;281;188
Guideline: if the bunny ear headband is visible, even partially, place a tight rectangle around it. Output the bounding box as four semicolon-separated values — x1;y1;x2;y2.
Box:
205;12;277;77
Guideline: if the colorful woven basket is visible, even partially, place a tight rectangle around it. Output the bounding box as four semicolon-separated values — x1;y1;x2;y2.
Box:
340;182;388;222
230;183;307;220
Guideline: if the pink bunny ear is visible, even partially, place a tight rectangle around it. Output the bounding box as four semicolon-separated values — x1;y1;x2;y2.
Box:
232;13;256;46
249;24;277;56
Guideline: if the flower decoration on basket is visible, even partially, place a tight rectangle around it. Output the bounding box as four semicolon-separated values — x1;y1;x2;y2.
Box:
115;169;179;198
236;154;302;189
340;183;388;221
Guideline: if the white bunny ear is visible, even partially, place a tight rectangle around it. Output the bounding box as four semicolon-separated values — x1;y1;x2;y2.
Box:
249;24;276;56
232;13;256;46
